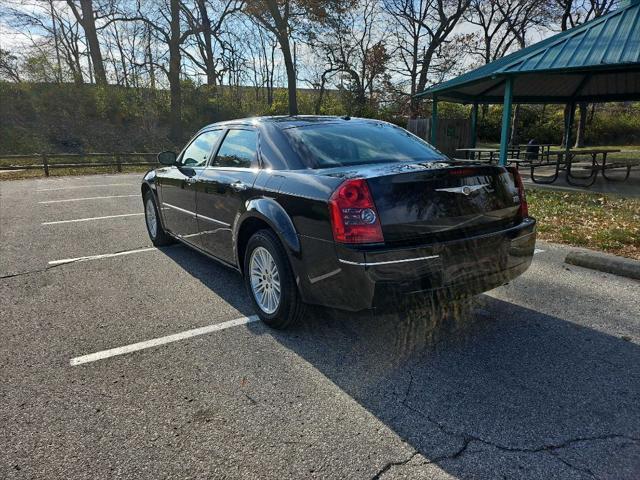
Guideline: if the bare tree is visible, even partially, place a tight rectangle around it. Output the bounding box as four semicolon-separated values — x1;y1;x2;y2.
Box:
66;0;109;84
244;0;348;115
258;28;278;106
383;0;471;117
2;1;86;83
181;0;244;86
464;0;518;66
554;0;617;31
314;0;390;114
244;0;300;114
113;0;210;140
0;49;22;82
243;23;278;105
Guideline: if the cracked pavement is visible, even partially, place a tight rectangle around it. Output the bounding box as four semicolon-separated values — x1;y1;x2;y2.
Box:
1;174;639;479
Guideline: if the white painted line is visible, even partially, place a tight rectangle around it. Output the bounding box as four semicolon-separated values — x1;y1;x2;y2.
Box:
534;248;545;254
42;212;143;225
37;184;135;192
70;315;260;366
39;195;138;204
48;246;157;266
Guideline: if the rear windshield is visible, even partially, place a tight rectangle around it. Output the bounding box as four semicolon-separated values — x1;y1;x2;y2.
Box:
282;122;445;169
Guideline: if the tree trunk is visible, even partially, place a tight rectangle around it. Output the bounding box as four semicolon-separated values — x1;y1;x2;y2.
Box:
278;33;298;115
168;0;182;142
146;26;156;90
574;102;587;148
315;73;327;115
267;43;275;106
510;104;520;145
49;1;63;82
412;49;435;117
259;0;295;112
114;23;129;87
78;0;107;85
197;0;217;86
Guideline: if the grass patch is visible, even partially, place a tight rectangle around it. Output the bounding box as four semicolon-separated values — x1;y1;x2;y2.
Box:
527;189;640;260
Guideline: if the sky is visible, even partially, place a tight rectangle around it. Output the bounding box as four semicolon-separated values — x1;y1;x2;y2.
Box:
0;0;558;88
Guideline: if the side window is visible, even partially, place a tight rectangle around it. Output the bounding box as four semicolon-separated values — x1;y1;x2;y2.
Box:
180;130;222;167
212;129;258;168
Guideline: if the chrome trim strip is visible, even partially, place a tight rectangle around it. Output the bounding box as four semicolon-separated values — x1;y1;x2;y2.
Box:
435;184;489;195
338;255;440;267
162;202;196;217
197;213;230;227
309;268;342;284
162;203;231;227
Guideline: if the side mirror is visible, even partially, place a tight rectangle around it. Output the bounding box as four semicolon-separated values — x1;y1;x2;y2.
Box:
158;151;177;165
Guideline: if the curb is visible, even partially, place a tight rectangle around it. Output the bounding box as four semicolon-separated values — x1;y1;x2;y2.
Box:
565;251;640;280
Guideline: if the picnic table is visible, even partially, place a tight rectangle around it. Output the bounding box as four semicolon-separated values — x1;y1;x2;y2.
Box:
456;144;554;163
455;147;520;163
454;146;636;187
533;148;622;187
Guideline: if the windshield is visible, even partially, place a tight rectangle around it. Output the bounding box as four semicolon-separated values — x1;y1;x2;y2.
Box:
282;122;445;169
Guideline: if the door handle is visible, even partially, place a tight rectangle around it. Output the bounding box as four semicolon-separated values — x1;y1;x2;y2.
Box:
230;181;248;192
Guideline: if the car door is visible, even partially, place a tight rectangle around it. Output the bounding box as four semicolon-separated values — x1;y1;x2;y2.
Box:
157;129;223;242
196;128;260;264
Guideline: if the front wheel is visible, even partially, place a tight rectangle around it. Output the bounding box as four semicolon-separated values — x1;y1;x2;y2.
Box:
243;229;305;329
143;190;173;246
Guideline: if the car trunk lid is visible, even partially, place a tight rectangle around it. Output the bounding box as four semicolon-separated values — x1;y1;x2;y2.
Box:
363;164;521;244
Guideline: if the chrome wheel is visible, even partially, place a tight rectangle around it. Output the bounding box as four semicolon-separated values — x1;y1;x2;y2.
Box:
249;246;281;314
145;197;158;238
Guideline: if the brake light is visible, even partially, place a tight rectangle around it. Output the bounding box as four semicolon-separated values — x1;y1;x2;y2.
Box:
328;179;384;243
508;167;528;217
448;168;477;176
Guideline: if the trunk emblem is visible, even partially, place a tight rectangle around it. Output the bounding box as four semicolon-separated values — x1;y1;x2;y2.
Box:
435;184;489;196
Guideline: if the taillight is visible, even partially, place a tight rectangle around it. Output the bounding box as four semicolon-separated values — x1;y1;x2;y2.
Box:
328;178;384;244
508;167;528;217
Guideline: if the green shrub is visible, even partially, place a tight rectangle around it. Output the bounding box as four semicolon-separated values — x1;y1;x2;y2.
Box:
0;81;637;154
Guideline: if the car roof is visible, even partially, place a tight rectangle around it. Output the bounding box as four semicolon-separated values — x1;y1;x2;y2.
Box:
200;115;384;131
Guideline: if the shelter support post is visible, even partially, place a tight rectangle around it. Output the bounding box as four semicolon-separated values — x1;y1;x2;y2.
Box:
499;77;514;166
470;102;478;148
563;102;576;169
564;102;576;151
431;97;438;146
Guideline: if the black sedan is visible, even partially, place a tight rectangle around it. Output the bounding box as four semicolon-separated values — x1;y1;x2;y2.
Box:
142;116;536;328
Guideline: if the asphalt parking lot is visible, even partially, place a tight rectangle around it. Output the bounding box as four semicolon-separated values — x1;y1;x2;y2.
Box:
1;173;639;479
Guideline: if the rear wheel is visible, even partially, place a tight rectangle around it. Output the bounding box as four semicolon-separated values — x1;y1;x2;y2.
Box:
243;229;305;329
143;190;173;246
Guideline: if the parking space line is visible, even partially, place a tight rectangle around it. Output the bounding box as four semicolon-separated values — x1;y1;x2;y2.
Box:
48;246;157;266
42;213;143;225
36;184;136;192
70;315;259;366
534;248;545;254
39;195;139;204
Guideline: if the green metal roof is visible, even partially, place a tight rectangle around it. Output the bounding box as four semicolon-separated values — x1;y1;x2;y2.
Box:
417;0;640;104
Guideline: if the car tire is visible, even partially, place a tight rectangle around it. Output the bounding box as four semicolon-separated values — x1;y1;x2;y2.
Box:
143;190;173;247
244;229;305;329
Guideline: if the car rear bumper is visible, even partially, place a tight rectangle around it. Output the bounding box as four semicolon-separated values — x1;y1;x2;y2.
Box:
294;218;536;311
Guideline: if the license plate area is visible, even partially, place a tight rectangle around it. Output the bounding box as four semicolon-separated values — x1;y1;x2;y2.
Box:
442;238;508;285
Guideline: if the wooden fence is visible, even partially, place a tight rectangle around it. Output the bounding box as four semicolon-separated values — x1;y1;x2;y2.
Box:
407;118;472;157
0;153;158;176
